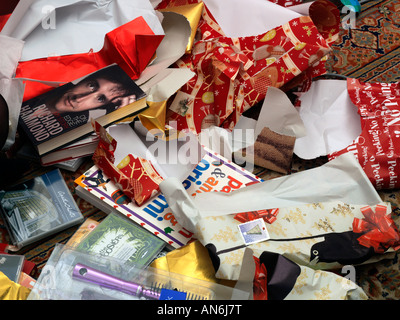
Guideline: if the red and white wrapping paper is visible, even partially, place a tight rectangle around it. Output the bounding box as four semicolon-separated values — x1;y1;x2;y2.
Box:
329;78;400;190
159;0;339;134
91;121;163;206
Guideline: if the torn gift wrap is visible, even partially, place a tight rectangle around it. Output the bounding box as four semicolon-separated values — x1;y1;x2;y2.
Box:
160;0;338;134
197;201;400;280
167;15;332;134
91;121;164;206
0;271;31;300
253;251;368;300
329;78;400;190
14;5;164;101
3;0;164;61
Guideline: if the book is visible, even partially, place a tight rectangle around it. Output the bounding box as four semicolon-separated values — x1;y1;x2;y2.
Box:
65;218;100;248
0;253;24;283
76;213;165;270
18;64;148;156
0;169;84;249
75;149;263;249
54;157;86;172
40;135;98;166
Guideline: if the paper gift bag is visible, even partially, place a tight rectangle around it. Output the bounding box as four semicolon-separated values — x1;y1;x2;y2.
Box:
197;202;400;280
329;78;400;190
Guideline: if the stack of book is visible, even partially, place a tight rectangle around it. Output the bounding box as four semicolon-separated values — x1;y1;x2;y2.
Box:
16;64;148;169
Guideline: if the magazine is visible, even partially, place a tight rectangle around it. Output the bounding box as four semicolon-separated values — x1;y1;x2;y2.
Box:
75;150;263;248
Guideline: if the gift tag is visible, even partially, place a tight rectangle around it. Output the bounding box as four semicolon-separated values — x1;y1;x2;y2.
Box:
238;218;270;245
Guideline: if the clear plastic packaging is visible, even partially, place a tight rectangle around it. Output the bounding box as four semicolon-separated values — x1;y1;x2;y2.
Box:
28;244;250;300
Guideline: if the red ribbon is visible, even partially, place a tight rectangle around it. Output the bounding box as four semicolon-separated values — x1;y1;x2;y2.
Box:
253;256;268;300
234;208;279;224
352;205;400;253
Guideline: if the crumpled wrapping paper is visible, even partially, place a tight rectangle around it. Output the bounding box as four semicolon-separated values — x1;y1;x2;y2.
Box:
150;240;236;287
253;251;368;300
196;202;400;280
91;120;164;206
158;0;339;134
329;78;400;190
15;15;164;102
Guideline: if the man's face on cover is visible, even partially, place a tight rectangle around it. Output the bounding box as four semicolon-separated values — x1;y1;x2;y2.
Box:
54;78;136;113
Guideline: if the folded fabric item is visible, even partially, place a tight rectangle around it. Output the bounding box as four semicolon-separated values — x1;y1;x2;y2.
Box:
329;78;400;190
195;202;400;280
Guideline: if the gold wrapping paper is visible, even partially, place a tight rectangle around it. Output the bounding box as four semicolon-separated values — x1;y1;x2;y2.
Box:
138;100;167;135
158;2;204;53
0;272;31;300
150;240;236;287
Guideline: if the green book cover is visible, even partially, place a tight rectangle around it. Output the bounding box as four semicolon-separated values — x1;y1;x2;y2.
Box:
76;213;165;269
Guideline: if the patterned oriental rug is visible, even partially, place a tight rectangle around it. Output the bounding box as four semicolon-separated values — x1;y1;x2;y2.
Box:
325;0;400;82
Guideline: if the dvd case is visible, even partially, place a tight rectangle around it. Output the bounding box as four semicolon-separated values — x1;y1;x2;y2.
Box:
0;169;84;249
76;213;165;270
0;253;24;283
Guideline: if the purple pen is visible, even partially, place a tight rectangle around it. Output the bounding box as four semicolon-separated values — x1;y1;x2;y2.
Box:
72;263;161;300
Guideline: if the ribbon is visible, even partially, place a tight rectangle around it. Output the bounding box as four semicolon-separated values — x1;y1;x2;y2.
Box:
234;208;279;224
352;205;400;253
253;256;268;300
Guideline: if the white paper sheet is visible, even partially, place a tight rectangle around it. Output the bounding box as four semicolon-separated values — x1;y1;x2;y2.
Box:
109;124;204;182
293;79;362;160
137;11;193;86
202;0;301;37
1;0;164;61
254;87;306;138
0;35;25;150
160;153;382;232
